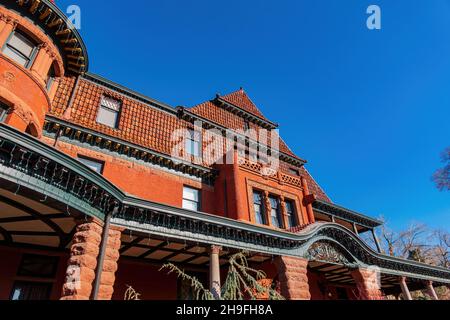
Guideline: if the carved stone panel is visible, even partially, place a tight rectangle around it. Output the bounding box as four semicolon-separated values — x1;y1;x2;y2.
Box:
306;241;351;265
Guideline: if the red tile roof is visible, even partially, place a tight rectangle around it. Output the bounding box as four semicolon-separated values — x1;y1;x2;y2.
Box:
49;76;330;202
190;91;301;160
219;89;270;122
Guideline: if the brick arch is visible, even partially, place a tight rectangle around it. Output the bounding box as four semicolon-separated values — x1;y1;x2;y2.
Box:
0;86;43;138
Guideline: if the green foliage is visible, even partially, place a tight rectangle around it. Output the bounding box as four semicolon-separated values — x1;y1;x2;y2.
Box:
159;251;285;301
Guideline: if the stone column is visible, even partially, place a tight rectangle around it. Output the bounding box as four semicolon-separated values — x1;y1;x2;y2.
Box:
61;218;103;300
0;14;7;34
279;195;289;229
301;177;315;224
426;281;439;301
209;245;222;299
60;218;122;300
399;277;413;300
275;256;311;300
0;16;17;48
351;268;383;300
97;226;122;300
30;43;57;88
264;191;272;226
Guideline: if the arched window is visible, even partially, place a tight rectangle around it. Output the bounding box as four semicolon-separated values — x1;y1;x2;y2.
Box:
0;101;9;122
46;64;56;91
2;30;38;68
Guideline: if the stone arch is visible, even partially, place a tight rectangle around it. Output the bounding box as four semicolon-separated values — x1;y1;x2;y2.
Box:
25;122;39;138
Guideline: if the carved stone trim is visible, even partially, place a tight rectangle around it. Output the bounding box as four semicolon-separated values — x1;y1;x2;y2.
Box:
306;241;351;265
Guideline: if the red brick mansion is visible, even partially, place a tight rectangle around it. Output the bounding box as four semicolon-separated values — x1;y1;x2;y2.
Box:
0;0;448;300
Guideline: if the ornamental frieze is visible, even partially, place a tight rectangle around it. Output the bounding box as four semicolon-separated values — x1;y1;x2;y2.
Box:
306;241;351;265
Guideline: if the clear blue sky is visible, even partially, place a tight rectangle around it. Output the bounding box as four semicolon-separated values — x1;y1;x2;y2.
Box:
59;0;449;231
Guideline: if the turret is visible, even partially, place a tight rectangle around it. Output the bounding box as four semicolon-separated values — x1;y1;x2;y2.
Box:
0;0;87;138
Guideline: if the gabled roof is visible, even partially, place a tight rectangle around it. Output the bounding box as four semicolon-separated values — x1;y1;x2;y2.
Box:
189;89;302;161
219;89;270;122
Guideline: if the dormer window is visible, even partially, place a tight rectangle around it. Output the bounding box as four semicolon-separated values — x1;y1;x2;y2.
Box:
96;96;121;128
2;30;37;68
186;129;201;157
244;120;250;131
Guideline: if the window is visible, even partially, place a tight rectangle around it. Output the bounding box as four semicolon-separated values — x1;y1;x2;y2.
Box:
11;282;52;301
186;129;201;157
10;254;59;301
2;31;37;68
244;120;250;131
249;146;258;162
46;64;56;91
289;168;300;176
77;156;104;174
17;254;59;278
269;196;283;228
285;200;297;228
253;191;266;225
182;186;200;211
96;96;121;128
0;102;9;122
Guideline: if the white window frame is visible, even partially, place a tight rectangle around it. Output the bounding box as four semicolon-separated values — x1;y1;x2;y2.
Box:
185;129;201;157
182;186;200;211
96;96;121;128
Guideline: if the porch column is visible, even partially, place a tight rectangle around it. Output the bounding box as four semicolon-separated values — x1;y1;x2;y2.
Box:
93;225;122;300
275;256;310;300
399;277;413;300
426;281;439;300
60;217;122;300
351;268;383;300
61;218;103;300
209;245;222;299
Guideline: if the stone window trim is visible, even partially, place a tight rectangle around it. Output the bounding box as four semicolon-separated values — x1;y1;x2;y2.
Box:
246;179;305;229
0;92;42;138
2;29;39;69
0;8;64;77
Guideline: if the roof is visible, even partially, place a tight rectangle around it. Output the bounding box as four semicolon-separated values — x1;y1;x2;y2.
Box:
189;90;301;160
219;89;272;123
50;75;331;201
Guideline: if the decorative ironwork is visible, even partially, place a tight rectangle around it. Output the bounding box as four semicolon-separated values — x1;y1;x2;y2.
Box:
306;242;351;265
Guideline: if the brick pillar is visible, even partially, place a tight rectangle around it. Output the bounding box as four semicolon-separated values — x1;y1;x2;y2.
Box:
351;268;383;300
275;256;311;300
61;218;103;300
60;218;122;300
97;226;122;300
